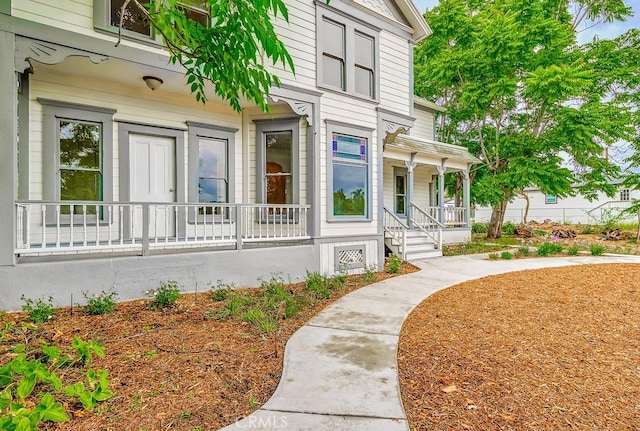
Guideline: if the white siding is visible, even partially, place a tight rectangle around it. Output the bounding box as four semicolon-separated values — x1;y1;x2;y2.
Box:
319;240;379;275
382;160;434;211
412;107;435;140
378;32;411;115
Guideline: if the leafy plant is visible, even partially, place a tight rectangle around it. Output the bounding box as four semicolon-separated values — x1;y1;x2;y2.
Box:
581;225;595;234
83;290;117;315
210;281;235;302
501;251;513;260
518;246;531;256
501;221;516;236
20;295;57;324
146;281;181;310
589;243;605;256
305;272;332;299
361;265;377;284
386;254;402;274
471;222;489;233
536;242;563;257
567;245;580;256
488;253;499;260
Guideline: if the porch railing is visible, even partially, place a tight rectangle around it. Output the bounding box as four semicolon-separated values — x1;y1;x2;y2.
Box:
15;201;310;257
410;203;443;250
427;206;468;227
383;207;408;260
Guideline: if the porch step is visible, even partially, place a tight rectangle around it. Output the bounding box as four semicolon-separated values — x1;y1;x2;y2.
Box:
405;248;442;260
385;228;442;261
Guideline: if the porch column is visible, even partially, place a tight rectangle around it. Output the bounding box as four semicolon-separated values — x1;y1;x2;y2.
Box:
437;160;447;224
0;29;17;266
463;166;471;227
404;154;416;228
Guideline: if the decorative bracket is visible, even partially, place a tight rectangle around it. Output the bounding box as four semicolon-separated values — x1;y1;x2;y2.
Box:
15;38;108;73
269;95;313;126
383;123;408;147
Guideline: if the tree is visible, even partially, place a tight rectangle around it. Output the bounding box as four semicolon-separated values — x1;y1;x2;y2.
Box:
118;0;295;112
415;0;639;238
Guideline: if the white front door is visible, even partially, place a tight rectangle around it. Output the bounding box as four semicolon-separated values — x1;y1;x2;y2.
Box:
130;134;176;238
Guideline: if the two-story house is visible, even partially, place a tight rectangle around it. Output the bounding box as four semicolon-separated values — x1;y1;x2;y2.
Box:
0;0;478;310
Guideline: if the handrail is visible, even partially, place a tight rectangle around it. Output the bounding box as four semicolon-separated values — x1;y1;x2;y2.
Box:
586;200;632;222
383;207;408;260
409;202;443;250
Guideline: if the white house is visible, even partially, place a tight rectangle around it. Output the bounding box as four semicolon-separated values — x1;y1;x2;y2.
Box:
0;0;477;310
473;182;639;225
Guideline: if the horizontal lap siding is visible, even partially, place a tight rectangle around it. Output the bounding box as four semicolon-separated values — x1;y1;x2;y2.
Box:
29;70;242;204
412;109;435;140
319;94;378;238
378;32;410;115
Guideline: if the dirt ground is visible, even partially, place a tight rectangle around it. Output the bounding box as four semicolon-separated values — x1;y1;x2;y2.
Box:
1;263;417;431
398;263;640;430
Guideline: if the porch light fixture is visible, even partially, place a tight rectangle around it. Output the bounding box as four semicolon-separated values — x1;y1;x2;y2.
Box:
143;75;163;91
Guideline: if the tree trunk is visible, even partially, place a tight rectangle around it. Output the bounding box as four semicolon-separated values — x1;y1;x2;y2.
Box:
454;173;463;207
515;191;530;224
487;200;508;239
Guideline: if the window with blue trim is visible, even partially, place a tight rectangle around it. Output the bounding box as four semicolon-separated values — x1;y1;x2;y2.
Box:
545;194;557;204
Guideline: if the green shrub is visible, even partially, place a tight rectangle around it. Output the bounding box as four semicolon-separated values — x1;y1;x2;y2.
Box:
83;290;117;315
567;245;580;256
210;281;235;302
501;251;513;260
472;222;489;233
331;269;348;288
305;272;332;299
146;281;181;310
581;225;595;234
501;221;516;236
536;242;563;257
21;295;57;324
488;253;499;260
589;243;605;256
362;265;377;284
518;246;531;256
386;254;402;274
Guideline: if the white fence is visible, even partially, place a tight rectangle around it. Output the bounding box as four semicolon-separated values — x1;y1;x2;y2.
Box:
473;203;636;225
15;201;310;257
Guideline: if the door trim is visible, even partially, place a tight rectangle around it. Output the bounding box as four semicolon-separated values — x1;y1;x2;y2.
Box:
393;166;408;218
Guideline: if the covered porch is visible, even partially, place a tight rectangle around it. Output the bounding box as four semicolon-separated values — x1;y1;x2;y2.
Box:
382;134;479;259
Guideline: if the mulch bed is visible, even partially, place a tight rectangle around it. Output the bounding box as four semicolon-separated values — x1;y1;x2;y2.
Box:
1;262;417;431
398;263;640;430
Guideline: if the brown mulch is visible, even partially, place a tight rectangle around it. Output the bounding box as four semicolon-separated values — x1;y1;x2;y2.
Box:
1;262;417;431
399;263;640;430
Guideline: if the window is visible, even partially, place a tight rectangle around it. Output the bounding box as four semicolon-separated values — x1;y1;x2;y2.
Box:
39;99;115;221
620;188;630;201
256;119;300;205
317;7;379;100
187;122;237;212
545;194;557;204
95;0;210;42
327;122;373;220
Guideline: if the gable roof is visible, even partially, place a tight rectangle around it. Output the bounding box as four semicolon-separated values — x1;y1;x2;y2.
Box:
350;0;432;42
387;134;481;164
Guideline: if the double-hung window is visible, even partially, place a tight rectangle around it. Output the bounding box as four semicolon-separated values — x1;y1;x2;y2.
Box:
327;123;372;220
95;0;210;42
318;7;379;100
39;99;115;221
620;188;630;201
187;122;237;216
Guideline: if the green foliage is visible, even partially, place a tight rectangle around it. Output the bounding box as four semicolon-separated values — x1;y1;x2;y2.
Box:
386;254;402;274
567;245;580;256
20;295;57;324
536;242;564;256
471;222;489;233
0;324;113;430
361;265;377;284
83;290;117;315
501;251;513;260
133;0;298;112
210;281;235;302
590;243;606;256
305;272;332;300
501;222;516;236
518;246;531;256
416;0;638;238
581;225;595;234
488;253;499;260
146;281;181;310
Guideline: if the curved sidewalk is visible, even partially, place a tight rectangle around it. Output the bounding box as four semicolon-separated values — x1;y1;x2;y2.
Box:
221;254;640;430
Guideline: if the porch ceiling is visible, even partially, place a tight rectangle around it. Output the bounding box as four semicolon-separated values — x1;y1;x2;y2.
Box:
385;134;480;164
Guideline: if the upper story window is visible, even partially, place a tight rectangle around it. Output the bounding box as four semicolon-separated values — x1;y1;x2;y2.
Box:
545;194;557;204
96;0;210;43
620;188;630;201
317;6;379;101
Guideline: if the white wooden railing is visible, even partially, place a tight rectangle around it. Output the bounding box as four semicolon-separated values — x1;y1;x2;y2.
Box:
410;203;443;250
427;206;468;227
15;201;310;257
586;200;633;223
383;207;408;259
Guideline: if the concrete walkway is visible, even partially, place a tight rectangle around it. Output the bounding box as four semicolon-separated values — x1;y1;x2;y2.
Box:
220;254;640;430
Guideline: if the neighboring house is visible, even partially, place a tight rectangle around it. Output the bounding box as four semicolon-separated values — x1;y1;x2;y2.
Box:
473;182;639;225
0;0;477;309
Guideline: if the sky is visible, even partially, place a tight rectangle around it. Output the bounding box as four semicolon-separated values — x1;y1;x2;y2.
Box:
413;0;639;43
